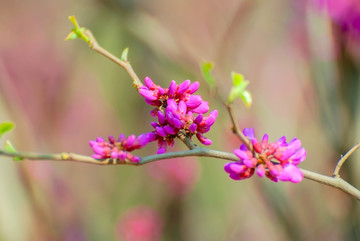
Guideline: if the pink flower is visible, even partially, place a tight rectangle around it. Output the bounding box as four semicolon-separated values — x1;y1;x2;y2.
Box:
224;128;306;183
140;77;217;153
278;163;304;183
116;206;162;241
139;77;203;112
89;133;152;163
91;77;218;157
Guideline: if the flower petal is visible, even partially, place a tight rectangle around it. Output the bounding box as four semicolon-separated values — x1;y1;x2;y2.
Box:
185;95;202;108
243;128;255;140
256;164;266;177
196;133;212;145
192;101;209;114
139;88;157;101
188;81;200;94
144;77;155;88
278;164;303;183
168;80;177;96
178;80;191;94
234;149;251;160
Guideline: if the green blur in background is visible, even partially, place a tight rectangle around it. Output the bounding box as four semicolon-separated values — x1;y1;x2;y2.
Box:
1;0;360;240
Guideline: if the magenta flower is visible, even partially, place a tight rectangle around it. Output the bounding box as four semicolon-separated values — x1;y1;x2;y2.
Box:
224;128;306;183
139;77;218;153
139;77;209;114
89;133;151;163
149;99;217;153
91;77;217;156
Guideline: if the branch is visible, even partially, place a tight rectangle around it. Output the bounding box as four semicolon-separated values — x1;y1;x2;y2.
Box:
1;148;360;200
0;150;108;165
66;16;143;89
333;143;360;177
0;148;237;166
140;147;237;164
302;169;360;201
85;30;143;89
176;131;198;150
225;103;253;151
63;16;360;201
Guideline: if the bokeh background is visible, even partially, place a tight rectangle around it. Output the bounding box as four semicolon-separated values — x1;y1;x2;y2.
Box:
1;0;360;240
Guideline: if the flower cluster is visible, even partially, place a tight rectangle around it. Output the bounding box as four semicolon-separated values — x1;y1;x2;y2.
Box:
89;77;217;160
224;128;306;183
140;77;218;153
89;134;151;163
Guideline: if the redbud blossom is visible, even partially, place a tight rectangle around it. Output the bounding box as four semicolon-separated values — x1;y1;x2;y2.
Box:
89;133;151;163
224;128;306;183
139;77;217;153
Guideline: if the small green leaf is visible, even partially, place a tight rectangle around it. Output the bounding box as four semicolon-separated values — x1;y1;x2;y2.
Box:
121;48;129;61
228;85;246;103
69;16;81;29
201;61;216;88
4;140;23;161
241;90;252;108
0;122;14;138
228;72;252;107
65;16;90;43
232;72;249;89
64;31;78;41
231;72;244;86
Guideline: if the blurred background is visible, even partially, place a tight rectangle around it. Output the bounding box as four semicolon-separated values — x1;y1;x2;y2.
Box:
0;0;360;240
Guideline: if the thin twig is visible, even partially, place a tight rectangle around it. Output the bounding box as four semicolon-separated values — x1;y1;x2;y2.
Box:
0;150;107;165
333;143;360;177
84;30;143;89
225;103;252;151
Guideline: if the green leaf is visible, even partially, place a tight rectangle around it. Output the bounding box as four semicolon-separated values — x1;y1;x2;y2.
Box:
241;90;252;108
64;31;78;41
228;72;252;107
231;72;249;90
201;61;216;88
68;16;81;29
65;16;90;43
231;72;244;86
0;122;14;138
228;85;248;103
4;140;23;161
121;48;129;61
